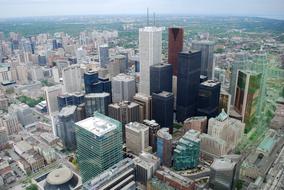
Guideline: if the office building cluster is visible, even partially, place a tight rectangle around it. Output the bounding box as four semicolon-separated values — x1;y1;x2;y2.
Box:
0;16;272;190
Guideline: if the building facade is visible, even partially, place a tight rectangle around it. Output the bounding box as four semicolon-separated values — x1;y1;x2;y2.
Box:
168;27;184;76
139;27;162;95
150;63;172;95
75;112;123;182
176;51;201;122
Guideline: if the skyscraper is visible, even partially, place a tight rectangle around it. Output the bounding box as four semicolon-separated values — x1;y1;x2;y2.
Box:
197;80;221;119
168;27;184;76
84;70;98;94
99;44;109;68
143;119;160;152
139;27;162;95
84;93;110;117
157;128;172;167
111;74;136;103
84;70;112;94
233;70;262;123
150;63;173;95
44;85;62;135
56;106;77;150
192;41;215;79
75;112;123;182
176;51;201;122
125;122;149;155
108;101;140;140
152;91;174;134
209;157;237;190
173;129;200;170
219;90;231;114
62;65;82;93
133;93;152;121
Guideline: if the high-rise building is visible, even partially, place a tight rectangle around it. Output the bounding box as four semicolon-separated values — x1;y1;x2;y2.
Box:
84;70;111;94
152;91;174;133
150;63;172;95
143;119;160;152
125;122;149;155
14;103;36;127
85;93;110;117
133;152;160;185
200;133;227;158
233;70;262;123
84;70;99;94
108;101;139;140
173;130;200;170
208;109;245;153
44;85;62;114
75;112;123;182
56;106;77;150
219;90;231;114
183;116;207;133
192;41;215;79
157;128;172;167
176;51;201;122
133;93;152;121
197;80;221;119
209;157;237;190
83;158;136;190
62;65;82;93
114;54;127;73
112;74;136;103
139;27;162;95
99;44;109;68
0;112;21;135
0;127;8;148
57;92;85;111
168;27;184;76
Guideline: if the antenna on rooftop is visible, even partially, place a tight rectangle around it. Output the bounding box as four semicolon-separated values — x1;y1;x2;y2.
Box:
147;8;149;26
153;12;156;26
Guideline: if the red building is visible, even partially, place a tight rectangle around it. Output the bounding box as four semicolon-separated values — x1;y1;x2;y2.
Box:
168;28;184;76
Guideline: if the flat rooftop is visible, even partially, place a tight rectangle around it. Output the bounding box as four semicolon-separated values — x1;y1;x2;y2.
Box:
75;114;117;137
113;73;135;82
201;80;220;87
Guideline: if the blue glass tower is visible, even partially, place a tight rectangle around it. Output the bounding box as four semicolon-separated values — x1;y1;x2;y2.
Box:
150;63;173;95
152;91;174;134
176;51;201;123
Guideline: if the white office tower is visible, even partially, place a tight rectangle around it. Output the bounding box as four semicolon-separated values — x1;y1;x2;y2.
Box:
112;73;136;103
125;122;149;155
44;85;62;136
52;66;60;83
139;27;162;95
62;65;81;93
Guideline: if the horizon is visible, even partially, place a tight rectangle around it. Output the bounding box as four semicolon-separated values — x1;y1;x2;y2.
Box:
0;0;283;20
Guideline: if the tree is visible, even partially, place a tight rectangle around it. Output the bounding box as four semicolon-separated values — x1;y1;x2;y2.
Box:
26;184;38;190
235;180;243;190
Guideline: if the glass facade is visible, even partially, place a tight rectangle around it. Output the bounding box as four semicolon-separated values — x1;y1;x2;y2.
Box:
75;112;123;182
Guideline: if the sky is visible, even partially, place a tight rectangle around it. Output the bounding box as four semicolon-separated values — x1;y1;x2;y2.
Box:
0;0;284;19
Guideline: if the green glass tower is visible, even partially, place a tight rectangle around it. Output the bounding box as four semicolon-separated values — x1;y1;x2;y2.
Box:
75;112;123;182
173;130;200;170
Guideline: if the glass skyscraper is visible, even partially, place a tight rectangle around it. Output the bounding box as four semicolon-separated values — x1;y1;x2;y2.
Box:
176;51;201;123
75;112;123;182
150;63;173;95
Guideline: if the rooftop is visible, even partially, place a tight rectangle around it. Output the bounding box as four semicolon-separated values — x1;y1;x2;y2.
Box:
157;128;172;140
75;113;118;137
154;91;173;98
201;80;220;87
46;167;73;185
139;26;163;32
211;157;236;171
85;92;110;98
58;105;76;117
112;73;135;82
126;122;149;132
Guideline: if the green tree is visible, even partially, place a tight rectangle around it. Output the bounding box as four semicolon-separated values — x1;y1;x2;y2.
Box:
26;184;38;190
235;180;243;190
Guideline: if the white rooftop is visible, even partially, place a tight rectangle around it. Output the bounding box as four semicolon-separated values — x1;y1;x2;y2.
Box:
75;116;117;137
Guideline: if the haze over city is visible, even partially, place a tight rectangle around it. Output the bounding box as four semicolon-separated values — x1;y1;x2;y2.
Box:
0;0;284;19
0;0;284;190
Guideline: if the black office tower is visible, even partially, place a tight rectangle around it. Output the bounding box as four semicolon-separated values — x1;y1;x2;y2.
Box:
176;51;201;123
152;91;174;134
197;80;221;118
150;63;173;95
84;70;99;94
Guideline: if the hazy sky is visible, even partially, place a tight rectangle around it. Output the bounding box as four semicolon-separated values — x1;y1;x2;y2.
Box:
0;0;284;19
